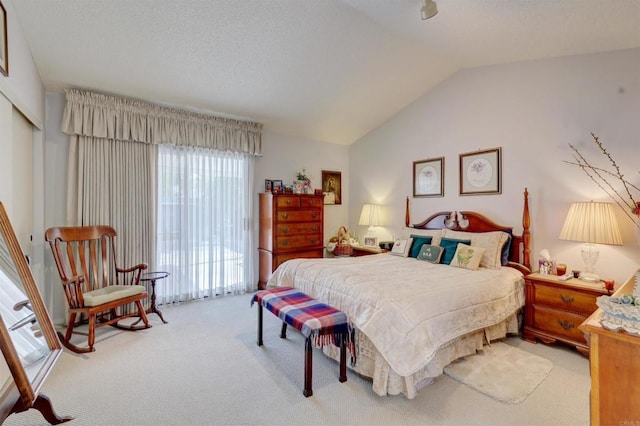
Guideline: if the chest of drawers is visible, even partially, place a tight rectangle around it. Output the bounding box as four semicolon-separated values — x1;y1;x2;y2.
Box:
258;193;324;289
523;272;608;356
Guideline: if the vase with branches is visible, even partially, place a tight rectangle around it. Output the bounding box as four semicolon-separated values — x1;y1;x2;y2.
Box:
564;133;639;229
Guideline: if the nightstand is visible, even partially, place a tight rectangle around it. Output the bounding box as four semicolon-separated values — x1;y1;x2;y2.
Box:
351;246;387;257
523;272;608;356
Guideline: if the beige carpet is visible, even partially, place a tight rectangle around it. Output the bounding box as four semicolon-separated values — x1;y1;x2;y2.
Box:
444;341;553;404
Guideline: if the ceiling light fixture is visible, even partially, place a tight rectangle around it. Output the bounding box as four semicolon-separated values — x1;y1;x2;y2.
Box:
421;0;438;20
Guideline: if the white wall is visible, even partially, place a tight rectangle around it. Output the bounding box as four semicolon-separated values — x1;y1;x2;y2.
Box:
255;131;350;246
349;48;640;284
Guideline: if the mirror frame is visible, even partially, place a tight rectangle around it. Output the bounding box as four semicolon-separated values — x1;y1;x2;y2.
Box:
0;202;70;423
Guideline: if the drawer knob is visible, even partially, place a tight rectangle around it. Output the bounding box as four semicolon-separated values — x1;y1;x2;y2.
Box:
282;240;289;246
557;319;575;330
286;199;292;205
311;226;318;232
282;227;289;233
560;295;574;304
282;213;289;219
310;238;318;244
309;200;315;205
311;213;318;219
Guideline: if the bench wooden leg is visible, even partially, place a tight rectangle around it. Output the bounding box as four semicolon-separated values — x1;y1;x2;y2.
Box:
257;304;263;346
339;338;347;383
280;321;287;339
304;337;313;397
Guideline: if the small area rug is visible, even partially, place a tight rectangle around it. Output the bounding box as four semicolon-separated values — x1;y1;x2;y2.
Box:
444;342;553;404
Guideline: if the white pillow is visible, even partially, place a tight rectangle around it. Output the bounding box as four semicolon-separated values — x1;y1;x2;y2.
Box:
449;243;486;271
404;228;442;246
390;237;413;257
442;230;509;269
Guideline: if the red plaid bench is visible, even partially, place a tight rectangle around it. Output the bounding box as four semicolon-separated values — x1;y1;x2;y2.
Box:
251;286;354;397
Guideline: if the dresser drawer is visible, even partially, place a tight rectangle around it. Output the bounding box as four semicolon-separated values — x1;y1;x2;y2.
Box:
533;285;598;314
300;197;322;209
531;305;588;345
275;235;322;250
276;222;321;236
276;210;322;222
276;196;301;209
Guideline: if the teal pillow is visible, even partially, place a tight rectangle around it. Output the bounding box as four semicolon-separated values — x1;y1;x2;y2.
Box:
439;237;472;265
417;244;443;263
409;235;433;258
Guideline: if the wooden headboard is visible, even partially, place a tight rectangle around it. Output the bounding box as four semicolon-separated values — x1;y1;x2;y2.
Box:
405;188;531;274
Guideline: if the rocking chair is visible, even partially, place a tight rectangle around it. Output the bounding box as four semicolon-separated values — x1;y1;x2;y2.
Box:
44;225;151;353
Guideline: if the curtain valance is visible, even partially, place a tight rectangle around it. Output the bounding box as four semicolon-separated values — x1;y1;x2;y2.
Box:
62;89;262;155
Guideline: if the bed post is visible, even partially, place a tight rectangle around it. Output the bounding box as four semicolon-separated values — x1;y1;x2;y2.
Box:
405;196;410;227
522;188;531;271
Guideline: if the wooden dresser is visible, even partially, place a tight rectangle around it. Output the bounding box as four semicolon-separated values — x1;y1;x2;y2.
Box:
523;273;608;355
258;193;324;289
580;271;640;426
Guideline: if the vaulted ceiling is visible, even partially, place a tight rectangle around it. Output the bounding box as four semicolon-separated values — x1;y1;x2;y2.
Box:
10;0;640;144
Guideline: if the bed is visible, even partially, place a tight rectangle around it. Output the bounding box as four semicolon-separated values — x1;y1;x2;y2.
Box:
266;189;532;398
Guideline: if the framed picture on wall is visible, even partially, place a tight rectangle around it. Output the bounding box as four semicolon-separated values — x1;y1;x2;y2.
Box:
0;1;8;77
321;170;342;205
459;147;502;195
413;157;444;197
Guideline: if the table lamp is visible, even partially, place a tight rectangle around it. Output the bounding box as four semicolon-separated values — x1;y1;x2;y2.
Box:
559;201;623;282
359;204;381;235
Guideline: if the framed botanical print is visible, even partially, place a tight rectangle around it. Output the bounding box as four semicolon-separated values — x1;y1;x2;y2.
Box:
413;157;444;197
459;147;502;195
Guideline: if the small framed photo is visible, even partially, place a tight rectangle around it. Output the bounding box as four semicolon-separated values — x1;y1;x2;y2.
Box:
363;236;378;248
413;157;444;197
272;180;283;193
0;1;7;77
321;170;342;205
264;179;273;192
459;147;502;195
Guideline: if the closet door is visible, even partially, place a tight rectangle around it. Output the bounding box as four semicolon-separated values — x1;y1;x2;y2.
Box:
10;107;33;255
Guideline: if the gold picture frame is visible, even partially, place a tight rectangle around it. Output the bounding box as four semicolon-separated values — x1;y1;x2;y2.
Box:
321;170;342;205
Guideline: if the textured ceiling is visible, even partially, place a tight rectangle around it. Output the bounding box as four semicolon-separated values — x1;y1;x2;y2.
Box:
9;0;640;145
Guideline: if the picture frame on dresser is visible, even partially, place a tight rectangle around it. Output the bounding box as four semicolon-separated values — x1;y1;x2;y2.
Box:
413;157;444;197
363;236;378;248
459;147;502;195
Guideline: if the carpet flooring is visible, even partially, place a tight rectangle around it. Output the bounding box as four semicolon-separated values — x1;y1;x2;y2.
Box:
5;293;590;425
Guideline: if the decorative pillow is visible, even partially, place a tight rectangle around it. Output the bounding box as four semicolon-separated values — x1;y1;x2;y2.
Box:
442;230;510;269
405;228;442;246
416;244;443;263
501;232;513;266
409;235;433;258
450;244;486;271
389;238;413;257
438;237;472;265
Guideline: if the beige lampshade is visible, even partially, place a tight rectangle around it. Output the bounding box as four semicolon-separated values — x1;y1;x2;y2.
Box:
358;204;381;228
559;202;623;245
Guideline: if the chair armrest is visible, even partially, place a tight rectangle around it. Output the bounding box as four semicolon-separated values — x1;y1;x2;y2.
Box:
61;275;86;309
116;263;148;285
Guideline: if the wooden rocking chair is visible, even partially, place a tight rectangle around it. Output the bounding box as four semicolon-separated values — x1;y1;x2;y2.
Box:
44;226;151;353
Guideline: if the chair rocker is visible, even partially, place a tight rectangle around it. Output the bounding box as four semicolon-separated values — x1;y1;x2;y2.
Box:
45;226;151;353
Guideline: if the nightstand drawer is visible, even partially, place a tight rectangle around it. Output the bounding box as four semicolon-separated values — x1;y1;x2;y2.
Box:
531;305;588;344
534;285;598;314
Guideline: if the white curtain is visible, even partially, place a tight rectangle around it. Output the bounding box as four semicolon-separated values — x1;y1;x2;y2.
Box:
61;88;261;306
156;145;255;303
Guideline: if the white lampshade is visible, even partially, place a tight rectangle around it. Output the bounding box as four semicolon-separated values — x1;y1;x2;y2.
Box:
559;201;623;281
358;204;381;229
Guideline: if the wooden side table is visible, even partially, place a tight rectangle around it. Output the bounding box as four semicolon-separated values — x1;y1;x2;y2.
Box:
351;246;387;257
523;272;608;355
140;271;170;324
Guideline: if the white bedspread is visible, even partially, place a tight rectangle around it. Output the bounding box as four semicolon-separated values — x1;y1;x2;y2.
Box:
267;254;525;377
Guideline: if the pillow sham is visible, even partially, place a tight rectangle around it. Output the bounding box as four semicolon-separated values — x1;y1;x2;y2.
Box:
405;228;442;246
438;237;472;265
389;238;413;257
416;244;443;263
441;229;510;269
449;243;486;271
409;235;433;258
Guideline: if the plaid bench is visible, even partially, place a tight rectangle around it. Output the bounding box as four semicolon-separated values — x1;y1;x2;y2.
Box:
251;286;354;397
